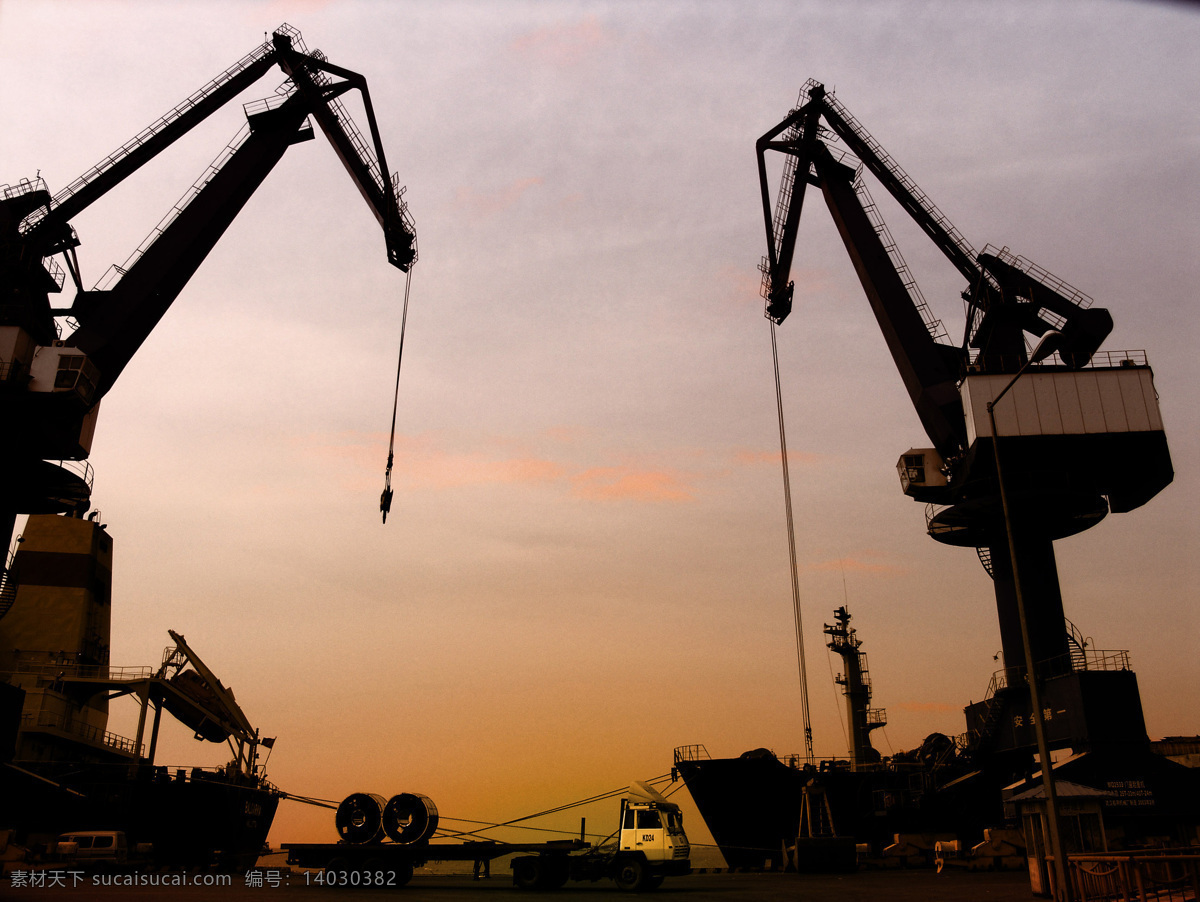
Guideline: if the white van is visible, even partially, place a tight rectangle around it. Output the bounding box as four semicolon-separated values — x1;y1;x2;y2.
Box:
56;831;128;865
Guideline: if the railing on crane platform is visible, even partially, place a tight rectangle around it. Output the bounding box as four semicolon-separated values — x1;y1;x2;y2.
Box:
18;36;282;236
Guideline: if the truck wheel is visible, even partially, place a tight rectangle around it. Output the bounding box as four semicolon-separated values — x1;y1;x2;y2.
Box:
543;856;570;889
614;858;646;893
325;857;350;886
362;859;385;887
395;861;414;886
512;856;542;890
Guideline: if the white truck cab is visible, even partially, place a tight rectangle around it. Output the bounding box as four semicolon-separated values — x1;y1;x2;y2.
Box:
613;782;690;890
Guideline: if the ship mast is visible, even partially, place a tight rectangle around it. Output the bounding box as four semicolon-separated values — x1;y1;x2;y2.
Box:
824;606;886;771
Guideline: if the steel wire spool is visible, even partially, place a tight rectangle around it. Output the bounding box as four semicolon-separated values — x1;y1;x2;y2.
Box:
335;792;387;844
383;792;439;844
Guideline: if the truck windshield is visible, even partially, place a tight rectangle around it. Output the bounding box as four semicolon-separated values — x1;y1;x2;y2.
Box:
636;809;662;829
665;810;685;837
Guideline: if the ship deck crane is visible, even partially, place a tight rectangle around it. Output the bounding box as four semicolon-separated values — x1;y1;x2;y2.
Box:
757;80;1173;769
0;24;417;554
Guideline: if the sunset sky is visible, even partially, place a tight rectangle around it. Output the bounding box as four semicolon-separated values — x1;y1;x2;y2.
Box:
2;0;1197;851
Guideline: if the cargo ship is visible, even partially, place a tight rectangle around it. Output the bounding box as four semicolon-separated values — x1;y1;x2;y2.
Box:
0;514;280;870
673;607;1200;869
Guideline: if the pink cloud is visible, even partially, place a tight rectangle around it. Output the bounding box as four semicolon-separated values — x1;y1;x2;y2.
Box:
510;16;613;66
715;263;765;308
734;448;822;467
541;425;588;444
453;176;543;219
298;433;561;490
415;453;565;489
570;467;694;503
805;554;907;577
300;432;695;503
791;266;838;303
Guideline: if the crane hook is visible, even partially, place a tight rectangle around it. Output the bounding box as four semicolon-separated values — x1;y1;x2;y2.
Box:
381;453;394;523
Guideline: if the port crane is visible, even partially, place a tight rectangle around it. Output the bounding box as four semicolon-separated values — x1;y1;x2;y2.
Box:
0;24;417;563
757;81;1173;770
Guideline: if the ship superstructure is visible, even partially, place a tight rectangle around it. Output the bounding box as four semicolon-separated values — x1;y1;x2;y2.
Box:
824;607;885;771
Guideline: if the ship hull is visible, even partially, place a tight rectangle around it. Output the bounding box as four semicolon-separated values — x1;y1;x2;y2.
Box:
3;760;279;871
675;749;999;869
674;750;806;869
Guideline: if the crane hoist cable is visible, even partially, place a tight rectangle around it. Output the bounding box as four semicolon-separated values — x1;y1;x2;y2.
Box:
770;320;814;763
380;267;414;524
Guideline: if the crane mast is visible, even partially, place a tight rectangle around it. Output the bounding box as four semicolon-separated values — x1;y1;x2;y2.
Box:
757;81;1173;771
0;25;417;552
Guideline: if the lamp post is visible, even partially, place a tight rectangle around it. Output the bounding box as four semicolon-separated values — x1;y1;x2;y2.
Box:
986;331;1072;902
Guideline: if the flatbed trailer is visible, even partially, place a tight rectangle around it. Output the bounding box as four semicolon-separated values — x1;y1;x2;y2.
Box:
284;783;691;891
283;839;586;887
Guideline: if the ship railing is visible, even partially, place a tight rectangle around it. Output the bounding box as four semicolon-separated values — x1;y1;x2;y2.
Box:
673;744;711;763
20;710;142;757
1066;850;1200;902
147;764;278;790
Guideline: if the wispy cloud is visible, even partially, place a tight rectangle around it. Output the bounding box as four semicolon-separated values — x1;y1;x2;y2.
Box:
510;16;614;66
414;453;566;489
715;263;763;308
302;432;696;503
806;553;907;577
734;448;823;467
453;177;543;220
541;425;589;445
792;266;839;303
569;466;694;502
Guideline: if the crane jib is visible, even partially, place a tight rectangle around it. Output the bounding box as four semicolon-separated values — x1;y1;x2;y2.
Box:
0;25;419;536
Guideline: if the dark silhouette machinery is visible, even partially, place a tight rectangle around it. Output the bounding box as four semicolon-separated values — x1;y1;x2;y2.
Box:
756;80;1179;797
0;24;416;559
824;606;886;770
0;26;416;864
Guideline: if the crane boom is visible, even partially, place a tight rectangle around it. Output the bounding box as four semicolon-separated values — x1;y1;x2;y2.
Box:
756;81;1173;774
19;45;281;240
66;92;315;395
0;24;418;543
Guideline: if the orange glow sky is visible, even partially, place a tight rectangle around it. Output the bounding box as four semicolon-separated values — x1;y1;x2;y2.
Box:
2;0;1197;850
